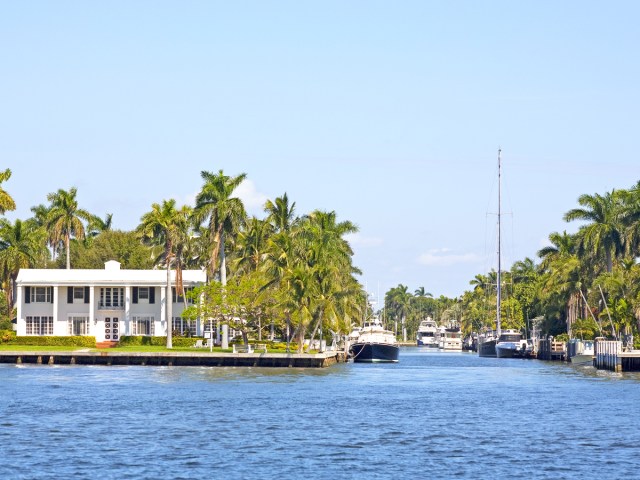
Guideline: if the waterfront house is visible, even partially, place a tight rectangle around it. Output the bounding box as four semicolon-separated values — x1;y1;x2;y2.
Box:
15;260;206;342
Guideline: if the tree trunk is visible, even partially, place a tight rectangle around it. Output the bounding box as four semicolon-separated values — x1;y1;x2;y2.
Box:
306;316;321;353
166;260;173;349
220;232;227;286
65;233;71;269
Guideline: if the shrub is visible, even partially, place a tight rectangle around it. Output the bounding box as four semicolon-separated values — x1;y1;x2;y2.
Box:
8;336;96;347
1;330;16;343
119;336;196;347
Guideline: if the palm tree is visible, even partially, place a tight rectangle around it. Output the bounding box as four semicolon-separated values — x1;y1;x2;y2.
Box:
414;286;432;298
193;170;247;283
87;213;113;237
137;199;191;348
0;169;16;214
45;187;94;269
0;219;47;316
264;193;297;233
563;191;624;273
233;216;273;274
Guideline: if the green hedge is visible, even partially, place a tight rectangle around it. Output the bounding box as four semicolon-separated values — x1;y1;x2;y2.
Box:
119;336;196;347
7;335;96;347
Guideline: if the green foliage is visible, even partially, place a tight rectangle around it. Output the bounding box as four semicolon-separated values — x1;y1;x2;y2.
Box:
69;230;156;269
119;336;195;347
1;330;16;342
7;336;96;347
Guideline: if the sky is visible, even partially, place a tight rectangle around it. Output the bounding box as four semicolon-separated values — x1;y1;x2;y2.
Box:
1;1;639;299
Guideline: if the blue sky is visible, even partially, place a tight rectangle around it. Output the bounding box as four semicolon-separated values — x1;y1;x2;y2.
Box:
1;1;638;299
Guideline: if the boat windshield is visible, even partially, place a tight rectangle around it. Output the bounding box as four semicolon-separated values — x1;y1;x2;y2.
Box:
498;334;521;342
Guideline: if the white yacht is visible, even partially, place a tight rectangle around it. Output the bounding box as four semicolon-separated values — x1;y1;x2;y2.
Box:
441;326;463;351
416;317;438;347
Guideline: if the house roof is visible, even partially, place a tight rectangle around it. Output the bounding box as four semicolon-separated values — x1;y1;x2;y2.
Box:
16;261;207;286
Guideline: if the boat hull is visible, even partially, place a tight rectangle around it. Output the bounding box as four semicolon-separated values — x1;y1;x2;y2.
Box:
495;345;525;358
478;339;496;357
351;342;399;363
570;354;594;366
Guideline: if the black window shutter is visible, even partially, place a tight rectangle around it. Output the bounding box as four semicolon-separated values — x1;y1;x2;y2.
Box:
84;286;90;303
25;286;30;304
149;287;155;304
67;287;73;303
48;287;54;303
133;287;138;304
172;287;176;303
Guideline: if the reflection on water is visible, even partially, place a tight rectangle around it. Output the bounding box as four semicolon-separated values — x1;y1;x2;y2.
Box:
1;347;639;479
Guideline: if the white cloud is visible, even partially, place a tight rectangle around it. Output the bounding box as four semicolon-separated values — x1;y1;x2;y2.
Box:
345;233;384;247
236;179;269;214
417;248;482;267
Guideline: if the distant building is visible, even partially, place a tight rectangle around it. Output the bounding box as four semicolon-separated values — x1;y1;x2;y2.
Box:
15;260;206;341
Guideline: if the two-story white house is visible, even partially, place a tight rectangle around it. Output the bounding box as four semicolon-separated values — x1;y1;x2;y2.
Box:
15;260;206;341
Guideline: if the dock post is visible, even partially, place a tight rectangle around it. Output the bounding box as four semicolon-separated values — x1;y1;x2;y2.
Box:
48;356;54;365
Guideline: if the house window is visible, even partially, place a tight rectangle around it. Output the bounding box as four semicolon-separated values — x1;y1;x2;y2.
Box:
99;288;124;309
172;287;194;304
132;316;154;336
30;287;53;303
68;316;89;336
74;287;85;300
172;317;196;336
25;316;53;335
138;287;149;300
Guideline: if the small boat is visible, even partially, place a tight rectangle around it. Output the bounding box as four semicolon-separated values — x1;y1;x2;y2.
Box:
350;316;399;363
568;339;594;365
416;317;439;347
495;330;528;358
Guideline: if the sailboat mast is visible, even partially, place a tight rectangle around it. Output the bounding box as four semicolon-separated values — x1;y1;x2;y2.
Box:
497;148;502;335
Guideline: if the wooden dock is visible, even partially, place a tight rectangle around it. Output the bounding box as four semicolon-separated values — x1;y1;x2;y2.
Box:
0;350;348;368
536;339;566;361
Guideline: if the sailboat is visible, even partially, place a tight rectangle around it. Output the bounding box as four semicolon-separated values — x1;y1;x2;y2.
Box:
478;149;503;358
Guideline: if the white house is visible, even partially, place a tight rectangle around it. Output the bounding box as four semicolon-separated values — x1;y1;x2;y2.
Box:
15;260;206;341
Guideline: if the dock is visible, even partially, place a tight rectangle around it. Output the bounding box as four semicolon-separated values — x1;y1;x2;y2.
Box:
536;339;566;361
593;338;640;372
0;350;348;368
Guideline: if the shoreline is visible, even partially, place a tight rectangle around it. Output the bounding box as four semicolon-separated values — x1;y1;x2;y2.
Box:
0;350;349;368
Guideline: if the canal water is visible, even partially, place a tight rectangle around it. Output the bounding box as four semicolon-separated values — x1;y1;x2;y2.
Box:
1;348;639;479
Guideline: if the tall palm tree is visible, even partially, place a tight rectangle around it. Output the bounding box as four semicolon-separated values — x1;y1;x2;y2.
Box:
563;191;625;273
137;199;191;348
0;219;47;316
264;193;297;233
414;286;432;298
233;216;273;274
45;187;93;269
0;169;16;214
193;170;247;283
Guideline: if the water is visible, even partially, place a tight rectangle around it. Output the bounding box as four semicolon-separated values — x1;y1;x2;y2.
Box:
1;348;639;479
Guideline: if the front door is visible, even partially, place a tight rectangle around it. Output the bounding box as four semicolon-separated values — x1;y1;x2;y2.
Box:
104;317;120;341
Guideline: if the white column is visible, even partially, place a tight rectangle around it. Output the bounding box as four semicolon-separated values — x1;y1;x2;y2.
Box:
160;286;166;332
89;286;95;338
52;285;59;334
125;286;131;335
16;284;23;335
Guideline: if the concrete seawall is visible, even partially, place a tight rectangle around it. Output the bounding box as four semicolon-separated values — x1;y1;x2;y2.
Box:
0;350;349;368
